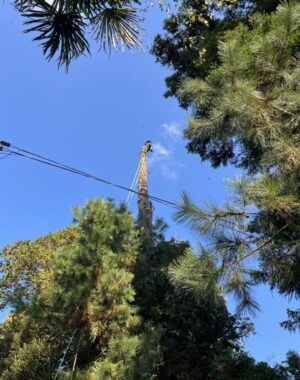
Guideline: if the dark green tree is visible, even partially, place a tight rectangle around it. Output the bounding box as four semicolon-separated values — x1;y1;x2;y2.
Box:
135;231;254;379
169;2;300;331
0;199;163;379
151;0;281;107
276;351;300;380
179;1;300;169
1;198;285;379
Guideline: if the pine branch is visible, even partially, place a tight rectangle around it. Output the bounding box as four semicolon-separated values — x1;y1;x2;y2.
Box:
226;223;289;268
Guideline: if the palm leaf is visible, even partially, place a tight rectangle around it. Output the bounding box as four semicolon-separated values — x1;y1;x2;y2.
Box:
92;7;141;52
23;0;90;69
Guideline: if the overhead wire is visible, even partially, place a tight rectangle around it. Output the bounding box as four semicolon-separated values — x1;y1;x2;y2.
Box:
0;141;177;208
0;143;260;238
2;143;256;238
0;140;291;267
0;142;270;230
0;145;17;160
0;153;13;160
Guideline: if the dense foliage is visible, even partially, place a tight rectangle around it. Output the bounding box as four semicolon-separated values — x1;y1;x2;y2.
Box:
5;0;279;70
158;1;300;333
1;0;299;375
151;0;281;106
180;2;300;170
1;198;295;379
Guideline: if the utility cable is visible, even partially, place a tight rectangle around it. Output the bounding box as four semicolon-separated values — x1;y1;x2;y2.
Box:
0;152;14;160
0;140;291;274
0;144;258;234
0;141;177;208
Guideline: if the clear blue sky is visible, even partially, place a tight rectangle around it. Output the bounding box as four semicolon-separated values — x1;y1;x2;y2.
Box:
0;3;299;365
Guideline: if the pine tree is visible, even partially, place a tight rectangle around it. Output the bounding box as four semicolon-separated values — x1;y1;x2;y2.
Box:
172;2;300;329
151;0;281;106
1;198;295;378
0;199;162;379
32;199;163;379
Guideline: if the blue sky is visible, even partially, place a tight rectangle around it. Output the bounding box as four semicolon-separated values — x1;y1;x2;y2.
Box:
0;2;299;365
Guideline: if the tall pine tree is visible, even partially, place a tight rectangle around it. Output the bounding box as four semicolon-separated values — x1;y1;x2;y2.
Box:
172;1;300;330
0;198;285;379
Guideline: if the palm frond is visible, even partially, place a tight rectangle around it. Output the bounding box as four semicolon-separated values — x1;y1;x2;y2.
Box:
23;1;90;69
92;7;141;52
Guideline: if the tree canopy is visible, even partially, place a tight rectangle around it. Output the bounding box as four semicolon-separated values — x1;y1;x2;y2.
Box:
151;0;281;106
5;0;274;70
1;198;294;379
159;1;300;333
1;0;300;376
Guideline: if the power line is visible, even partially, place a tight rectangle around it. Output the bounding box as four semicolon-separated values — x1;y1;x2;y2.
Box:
0;145;16;160
0;152;14;160
0;140;290;272
1;142;256;235
0;140;178;208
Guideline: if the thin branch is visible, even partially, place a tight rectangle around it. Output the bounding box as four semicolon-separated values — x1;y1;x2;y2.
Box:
225;223;289;268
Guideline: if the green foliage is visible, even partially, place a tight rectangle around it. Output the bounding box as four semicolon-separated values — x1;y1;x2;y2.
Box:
169;2;300;330
216;351;287;379
281;309;300;333
134;236;256;379
0;199;164;379
151;0;281;106
1;338;56;380
0;198;296;378
278;350;300;379
93;7;140;52
168;248;222;304
175;173;300;321
0;199;147;378
88;335;141;379
0;227;78;312
180;2;300;171
24;0;91;67
88;327;163;380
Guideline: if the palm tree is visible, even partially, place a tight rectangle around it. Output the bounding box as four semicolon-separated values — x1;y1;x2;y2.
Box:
16;0;141;68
